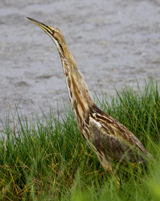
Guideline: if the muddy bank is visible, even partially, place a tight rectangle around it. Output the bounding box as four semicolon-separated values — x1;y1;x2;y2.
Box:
0;0;160;127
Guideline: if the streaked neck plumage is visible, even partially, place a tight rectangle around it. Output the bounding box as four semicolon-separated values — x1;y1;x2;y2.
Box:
55;39;94;132
27;17;93;135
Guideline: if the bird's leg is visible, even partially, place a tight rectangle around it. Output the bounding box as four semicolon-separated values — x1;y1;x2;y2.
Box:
101;160;121;192
101;159;113;175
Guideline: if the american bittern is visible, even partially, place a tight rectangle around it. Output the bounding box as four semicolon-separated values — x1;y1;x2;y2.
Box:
27;17;152;173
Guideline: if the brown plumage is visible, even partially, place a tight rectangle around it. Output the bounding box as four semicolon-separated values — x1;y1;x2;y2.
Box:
27;17;152;173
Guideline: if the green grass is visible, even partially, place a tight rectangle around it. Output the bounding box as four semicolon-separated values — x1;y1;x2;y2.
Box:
0;79;160;200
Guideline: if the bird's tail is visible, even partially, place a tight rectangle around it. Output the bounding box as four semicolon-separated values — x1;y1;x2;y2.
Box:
139;151;155;164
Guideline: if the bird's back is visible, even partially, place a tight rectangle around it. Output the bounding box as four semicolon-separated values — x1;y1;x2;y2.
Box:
86;103;151;164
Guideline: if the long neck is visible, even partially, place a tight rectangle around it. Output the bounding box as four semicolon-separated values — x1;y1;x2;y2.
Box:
59;46;94;131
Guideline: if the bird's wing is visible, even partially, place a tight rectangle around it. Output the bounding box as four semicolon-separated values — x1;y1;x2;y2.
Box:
89;104;148;155
88;117;132;161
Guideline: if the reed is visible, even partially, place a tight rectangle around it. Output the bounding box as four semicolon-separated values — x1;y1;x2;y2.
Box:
0;80;159;200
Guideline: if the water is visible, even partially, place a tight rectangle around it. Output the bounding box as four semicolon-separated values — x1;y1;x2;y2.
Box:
0;0;160;127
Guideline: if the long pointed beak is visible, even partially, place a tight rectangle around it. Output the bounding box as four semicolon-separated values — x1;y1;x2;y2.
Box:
27;17;53;35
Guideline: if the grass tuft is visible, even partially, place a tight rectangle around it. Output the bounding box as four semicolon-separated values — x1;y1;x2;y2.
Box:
0;79;160;200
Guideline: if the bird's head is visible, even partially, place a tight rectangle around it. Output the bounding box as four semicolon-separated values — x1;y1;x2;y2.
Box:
27;17;67;58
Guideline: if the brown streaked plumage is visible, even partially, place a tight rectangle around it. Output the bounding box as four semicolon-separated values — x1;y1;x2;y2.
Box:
27;17;152;173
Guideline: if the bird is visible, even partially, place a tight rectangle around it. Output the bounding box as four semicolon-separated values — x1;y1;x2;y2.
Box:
27;17;152;173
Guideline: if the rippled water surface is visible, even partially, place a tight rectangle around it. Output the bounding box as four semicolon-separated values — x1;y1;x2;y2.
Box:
0;0;160;126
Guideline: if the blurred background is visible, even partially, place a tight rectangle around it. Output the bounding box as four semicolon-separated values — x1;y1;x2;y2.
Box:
0;0;160;123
